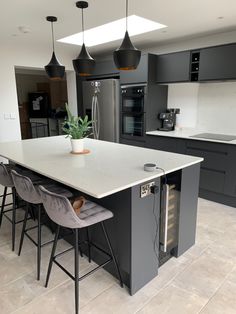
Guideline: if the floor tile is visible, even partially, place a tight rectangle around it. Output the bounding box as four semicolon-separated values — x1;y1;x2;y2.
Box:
137;284;207;314
200;281;236;314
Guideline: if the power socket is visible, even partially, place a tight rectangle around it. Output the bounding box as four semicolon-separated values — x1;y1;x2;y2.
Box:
140;181;155;198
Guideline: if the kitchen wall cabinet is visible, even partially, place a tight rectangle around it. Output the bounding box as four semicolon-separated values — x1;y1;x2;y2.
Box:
156;51;191;83
120;54;156;85
90;58;119;78
199;43;236;81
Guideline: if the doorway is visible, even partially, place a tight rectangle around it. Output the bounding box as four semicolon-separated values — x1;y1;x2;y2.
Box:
15;67;68;139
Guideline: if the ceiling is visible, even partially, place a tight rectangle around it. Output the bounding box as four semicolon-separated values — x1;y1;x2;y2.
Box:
2;0;236;57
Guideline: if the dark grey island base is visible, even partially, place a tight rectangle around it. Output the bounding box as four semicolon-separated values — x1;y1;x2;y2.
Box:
72;163;200;295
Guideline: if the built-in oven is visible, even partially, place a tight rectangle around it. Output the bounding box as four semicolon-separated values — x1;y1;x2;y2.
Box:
121;84;146;141
122;112;144;137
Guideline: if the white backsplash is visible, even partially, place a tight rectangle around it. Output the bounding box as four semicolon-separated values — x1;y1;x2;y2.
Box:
167;82;236;134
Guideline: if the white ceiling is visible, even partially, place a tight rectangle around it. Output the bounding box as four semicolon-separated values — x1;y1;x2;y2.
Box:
2;0;236;57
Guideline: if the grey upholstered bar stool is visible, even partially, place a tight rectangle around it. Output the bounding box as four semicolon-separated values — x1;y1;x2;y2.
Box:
11;169;73;280
0;163;46;251
0;163;18;251
39;185;123;314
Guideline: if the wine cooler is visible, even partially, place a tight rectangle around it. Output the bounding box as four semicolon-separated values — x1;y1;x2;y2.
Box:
159;174;180;265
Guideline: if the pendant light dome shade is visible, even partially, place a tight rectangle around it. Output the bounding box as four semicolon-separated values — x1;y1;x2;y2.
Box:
113;0;141;71
113;31;141;70
45;51;65;80
73;1;95;76
73;43;95;76
45;16;65;80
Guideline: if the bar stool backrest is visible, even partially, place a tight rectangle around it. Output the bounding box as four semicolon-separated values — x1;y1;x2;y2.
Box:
39;185;87;229
0;163;14;187
11;170;41;204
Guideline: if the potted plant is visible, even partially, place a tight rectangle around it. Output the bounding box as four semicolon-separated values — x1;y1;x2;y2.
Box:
62;104;92;153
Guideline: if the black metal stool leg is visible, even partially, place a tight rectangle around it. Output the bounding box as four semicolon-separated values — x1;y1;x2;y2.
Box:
18;203;29;256
37;204;42;281
12;187;16;251
101;222;123;288
86;227;91;263
0;187;7;227
45;224;60;288
74;228;79;314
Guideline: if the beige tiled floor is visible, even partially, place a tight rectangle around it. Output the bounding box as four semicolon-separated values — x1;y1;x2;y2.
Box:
0;194;236;313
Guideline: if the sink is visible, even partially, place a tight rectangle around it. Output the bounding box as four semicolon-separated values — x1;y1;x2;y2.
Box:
190;133;236;141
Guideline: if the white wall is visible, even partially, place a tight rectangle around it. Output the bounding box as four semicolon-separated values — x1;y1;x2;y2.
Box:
167;82;236;134
0;42;76;143
197;82;236;133
167;84;199;128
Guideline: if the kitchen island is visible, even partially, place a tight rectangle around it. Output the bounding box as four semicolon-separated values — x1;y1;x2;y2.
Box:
0;136;203;295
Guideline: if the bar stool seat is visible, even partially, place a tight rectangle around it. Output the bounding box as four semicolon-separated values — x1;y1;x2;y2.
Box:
39;185;123;314
78;200;113;226
11;169;73;280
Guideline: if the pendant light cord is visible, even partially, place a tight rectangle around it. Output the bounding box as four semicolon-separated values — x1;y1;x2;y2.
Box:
126;0;128;31
51;21;55;52
82;7;85;43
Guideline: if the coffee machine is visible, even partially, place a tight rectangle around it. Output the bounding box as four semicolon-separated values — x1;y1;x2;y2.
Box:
158;108;180;131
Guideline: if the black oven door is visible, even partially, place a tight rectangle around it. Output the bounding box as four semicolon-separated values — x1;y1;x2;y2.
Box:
122;113;144;137
121;86;146;113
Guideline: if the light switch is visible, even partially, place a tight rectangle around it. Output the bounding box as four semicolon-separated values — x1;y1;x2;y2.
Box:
10;113;16;120
4;113;10;120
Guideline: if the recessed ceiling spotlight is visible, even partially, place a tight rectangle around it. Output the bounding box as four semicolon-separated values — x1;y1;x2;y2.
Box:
18;26;31;34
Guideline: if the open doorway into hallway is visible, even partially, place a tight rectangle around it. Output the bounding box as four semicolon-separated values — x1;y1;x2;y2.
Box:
15;67;68;139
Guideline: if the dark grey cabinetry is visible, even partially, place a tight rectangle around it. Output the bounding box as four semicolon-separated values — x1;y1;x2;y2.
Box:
146;135;236;207
199;44;236;81
120;54;154;84
91;58;119;78
120;138;146;148
185;140;228;194
156;51;191;83
146;135;185;154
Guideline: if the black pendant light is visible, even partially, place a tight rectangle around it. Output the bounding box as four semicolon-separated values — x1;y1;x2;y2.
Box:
73;1;95;76
113;0;141;70
45;16;65;80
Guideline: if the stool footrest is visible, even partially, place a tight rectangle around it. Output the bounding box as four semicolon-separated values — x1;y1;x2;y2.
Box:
54;257;112;282
25;232;54;248
52;239;113;283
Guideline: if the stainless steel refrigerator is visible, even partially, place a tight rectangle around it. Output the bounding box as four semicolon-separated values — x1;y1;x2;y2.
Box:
82;79;120;142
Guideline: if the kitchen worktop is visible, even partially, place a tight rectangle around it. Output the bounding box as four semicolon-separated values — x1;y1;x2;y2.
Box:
146;128;236;145
0;136;202;198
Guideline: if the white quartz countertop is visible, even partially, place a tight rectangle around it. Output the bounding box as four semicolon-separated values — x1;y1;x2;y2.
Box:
0;136;203;198
146;129;236;145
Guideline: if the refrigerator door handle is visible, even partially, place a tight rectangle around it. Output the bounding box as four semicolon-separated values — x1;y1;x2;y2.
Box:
95;95;100;139
91;95;96;139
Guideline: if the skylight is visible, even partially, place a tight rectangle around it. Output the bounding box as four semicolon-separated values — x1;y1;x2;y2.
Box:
58;15;167;47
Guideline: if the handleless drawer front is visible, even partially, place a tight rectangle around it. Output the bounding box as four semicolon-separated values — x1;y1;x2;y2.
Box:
200;168;225;193
185;141;228;172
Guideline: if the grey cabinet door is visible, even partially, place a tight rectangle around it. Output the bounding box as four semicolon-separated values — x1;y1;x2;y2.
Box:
224;146;236;197
156;51;190;83
146;135;185;154
199;44;236;81
92;59;119;77
120;54;148;84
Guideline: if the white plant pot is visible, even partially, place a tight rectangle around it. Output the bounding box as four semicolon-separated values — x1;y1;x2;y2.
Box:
71;138;84;153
